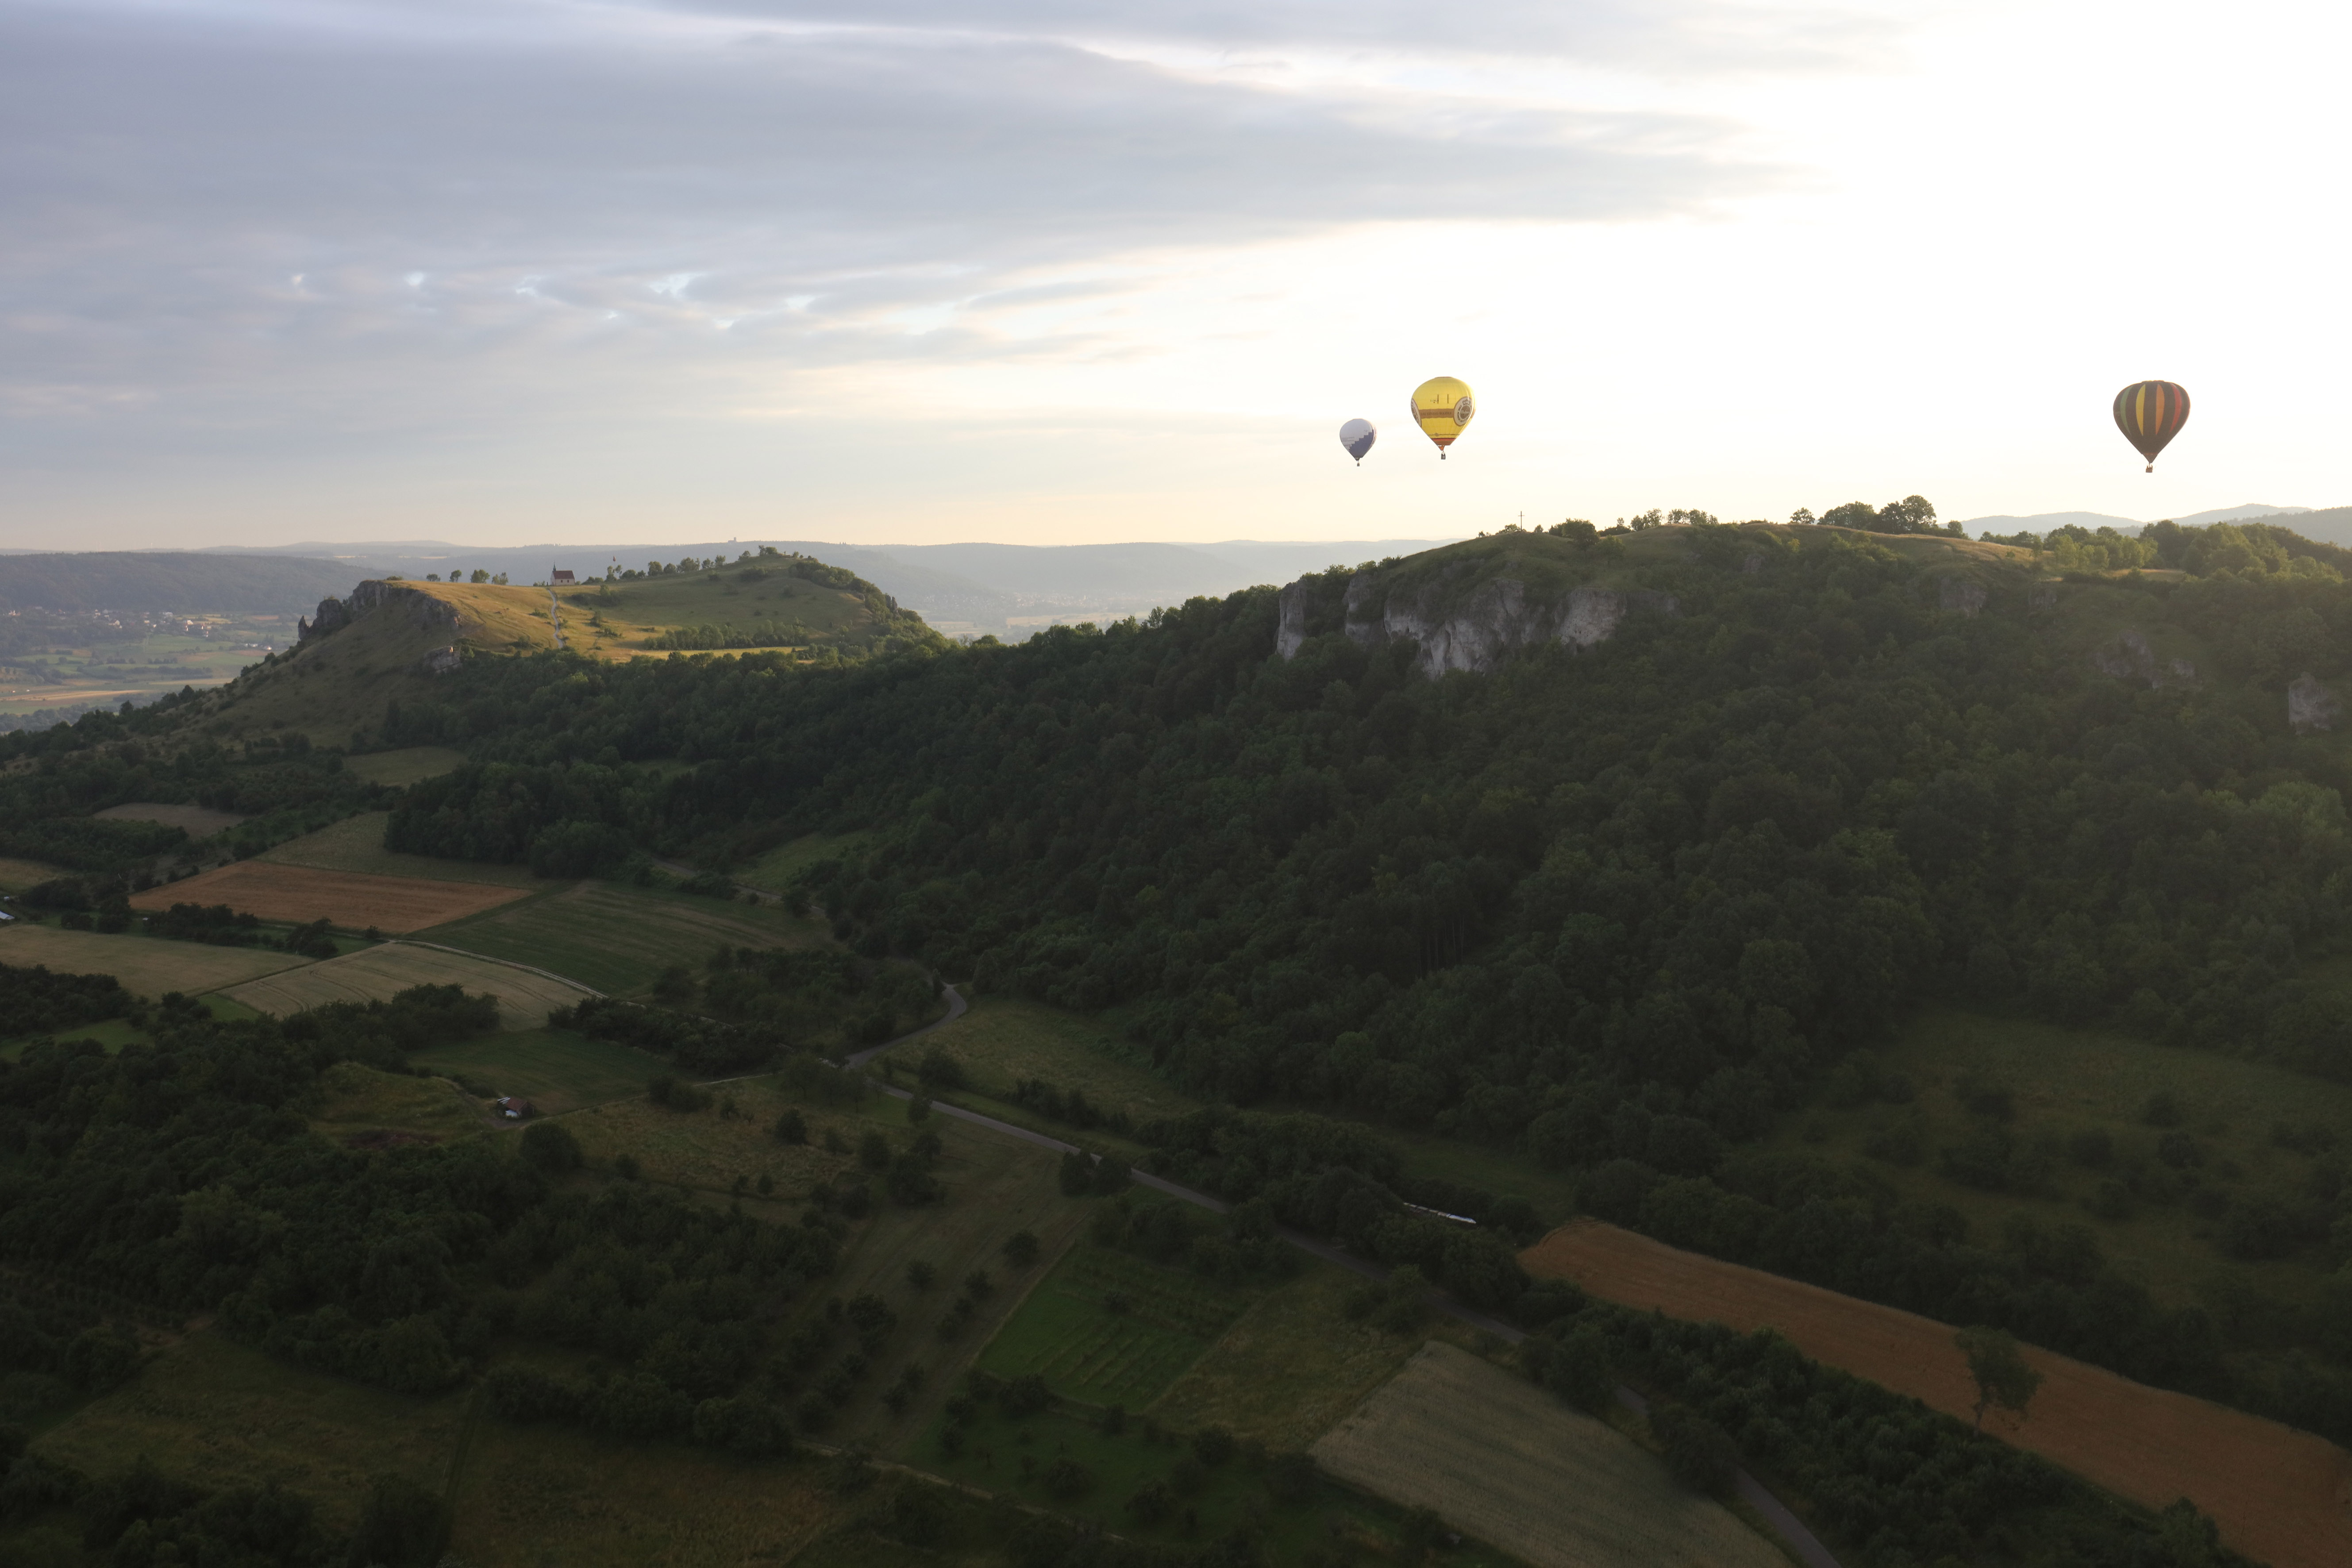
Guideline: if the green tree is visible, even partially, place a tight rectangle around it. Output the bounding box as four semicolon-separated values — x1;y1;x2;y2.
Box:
1956;1325;2044;1429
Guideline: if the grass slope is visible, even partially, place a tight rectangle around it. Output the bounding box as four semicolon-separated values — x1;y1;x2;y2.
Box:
409;1027;669;1114
308;1060;490;1144
424;881;824;996
226;943;594;1028
1311;1341;1785;1568
32;1332;469;1535
259;811;548;887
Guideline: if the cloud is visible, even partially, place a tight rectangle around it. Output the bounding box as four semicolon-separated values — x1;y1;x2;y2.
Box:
0;0;1788;407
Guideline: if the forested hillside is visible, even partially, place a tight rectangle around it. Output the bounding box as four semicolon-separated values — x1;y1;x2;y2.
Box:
23;518;2352;1449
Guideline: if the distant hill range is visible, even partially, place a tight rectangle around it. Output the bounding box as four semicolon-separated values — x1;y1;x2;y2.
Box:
0;552;359;613
191;539;1461;636
1958;503;2330;536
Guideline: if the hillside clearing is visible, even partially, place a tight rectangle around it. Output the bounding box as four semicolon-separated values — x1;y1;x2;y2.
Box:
131;860;529;932
259;811;549;886
0;855;72;892
879;997;1196;1128
341;745;470;787
309;1059;489;1144
0;921;308;996
224;941;594;1027
1311;1341;1784;1568
1524;1218;2352;1568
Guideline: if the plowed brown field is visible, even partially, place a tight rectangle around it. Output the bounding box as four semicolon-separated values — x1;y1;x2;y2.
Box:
1524;1220;2352;1568
131;862;527;933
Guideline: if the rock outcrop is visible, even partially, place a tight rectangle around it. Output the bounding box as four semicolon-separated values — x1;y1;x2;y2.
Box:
1279;568;1675;676
299;581;466;644
2290;673;2342;733
1937;578;1989;617
418;645;463;676
2089;630;2196;687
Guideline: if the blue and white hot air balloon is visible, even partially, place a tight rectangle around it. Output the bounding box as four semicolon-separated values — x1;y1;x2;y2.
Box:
1338;418;1377;465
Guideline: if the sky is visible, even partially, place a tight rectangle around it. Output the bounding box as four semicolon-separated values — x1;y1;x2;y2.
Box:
1;0;2345;550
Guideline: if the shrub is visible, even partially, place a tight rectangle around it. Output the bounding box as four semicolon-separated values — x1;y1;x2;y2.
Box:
1041;1457;1094;1499
774;1108;808;1144
519;1120;582;1174
1190;1425;1234;1466
1650;1402;1736;1495
1002;1231;1039;1267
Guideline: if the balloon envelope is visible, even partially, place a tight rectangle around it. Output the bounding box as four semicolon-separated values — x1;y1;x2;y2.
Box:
2113;381;2190;471
1410;377;1474;455
1339;418;1377;463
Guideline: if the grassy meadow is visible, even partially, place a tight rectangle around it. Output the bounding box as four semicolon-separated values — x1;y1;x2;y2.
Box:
1147;1262;1428;1451
973;1246;1252;1411
0;921;310;997
422;880;826;995
308;1060;490;1144
260;810;547;886
1782;1007;2352;1318
881;998;1195;1130
409;1026;668;1113
225;942;593;1027
339;745;470;788
33;1333;469;1535
553;560;878;655
738;832;870;891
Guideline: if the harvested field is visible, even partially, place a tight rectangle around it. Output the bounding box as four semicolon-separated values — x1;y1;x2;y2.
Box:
93;800;245;835
261;811;545;886
428;879;824;995
341;746;469;788
1524;1219;2352;1568
224;941;593;1027
131;859;529;932
0;921;308;996
1312;1341;1782;1568
34;1332;467;1535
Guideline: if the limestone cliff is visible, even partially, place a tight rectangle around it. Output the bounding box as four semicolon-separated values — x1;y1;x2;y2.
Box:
1279;564;1676;675
299;580;467;643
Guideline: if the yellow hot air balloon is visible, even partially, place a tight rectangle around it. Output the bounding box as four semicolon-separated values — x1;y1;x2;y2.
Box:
1410;376;1474;458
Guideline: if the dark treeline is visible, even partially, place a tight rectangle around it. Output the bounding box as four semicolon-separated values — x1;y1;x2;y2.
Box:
0;962;129;1038
277;523;2352;1428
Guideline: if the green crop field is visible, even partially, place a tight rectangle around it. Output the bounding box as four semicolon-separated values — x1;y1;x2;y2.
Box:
422;880;826;995
1311;1342;1786;1568
1148;1260;1427;1450
410;1026;668;1113
1776;1006;2352;1317
224;941;593;1028
259;811;547;887
0;921;311;997
974;1246;1251;1410
340;745;470;787
32;1332;468;1536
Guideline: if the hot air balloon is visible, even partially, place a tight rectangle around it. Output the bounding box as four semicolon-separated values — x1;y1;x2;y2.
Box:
1410;376;1474;458
1338;419;1377;464
2114;381;2190;472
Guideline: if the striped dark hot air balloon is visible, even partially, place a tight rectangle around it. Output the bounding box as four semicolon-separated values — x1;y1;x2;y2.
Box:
2113;381;2190;472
